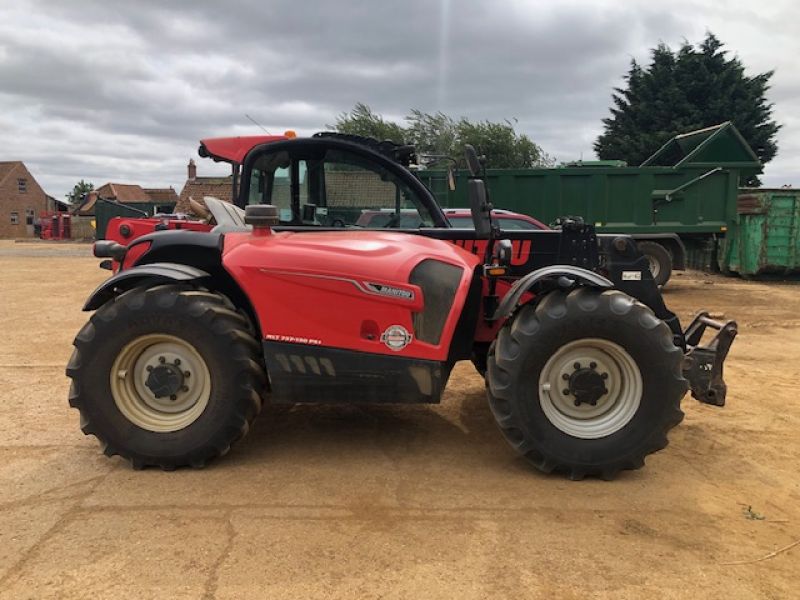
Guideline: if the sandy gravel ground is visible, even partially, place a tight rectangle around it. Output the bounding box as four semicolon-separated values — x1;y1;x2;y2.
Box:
0;240;798;599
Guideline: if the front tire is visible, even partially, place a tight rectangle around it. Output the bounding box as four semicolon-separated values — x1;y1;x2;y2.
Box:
66;285;266;469
486;287;686;480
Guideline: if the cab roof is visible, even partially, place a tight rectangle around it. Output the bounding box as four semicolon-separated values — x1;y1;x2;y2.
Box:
198;135;288;164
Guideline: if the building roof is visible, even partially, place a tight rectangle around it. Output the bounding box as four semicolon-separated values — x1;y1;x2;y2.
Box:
143;187;179;204
76;183;179;216
93;183;178;204
176;176;235;213
95;183;149;203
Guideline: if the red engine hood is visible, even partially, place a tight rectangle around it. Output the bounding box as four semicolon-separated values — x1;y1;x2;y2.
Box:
223;230;481;281
221;230;482;361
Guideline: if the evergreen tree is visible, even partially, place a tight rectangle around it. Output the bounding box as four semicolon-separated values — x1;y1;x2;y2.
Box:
595;33;780;172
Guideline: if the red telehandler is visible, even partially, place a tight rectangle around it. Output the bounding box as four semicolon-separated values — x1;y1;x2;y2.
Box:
68;132;736;479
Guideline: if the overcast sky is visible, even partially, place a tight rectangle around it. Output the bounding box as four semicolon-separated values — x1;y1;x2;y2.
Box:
1;0;797;198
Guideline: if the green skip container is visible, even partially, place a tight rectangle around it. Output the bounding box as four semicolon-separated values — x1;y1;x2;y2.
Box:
720;189;800;276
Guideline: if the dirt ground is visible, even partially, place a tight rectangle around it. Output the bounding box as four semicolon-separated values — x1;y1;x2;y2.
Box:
0;239;798;599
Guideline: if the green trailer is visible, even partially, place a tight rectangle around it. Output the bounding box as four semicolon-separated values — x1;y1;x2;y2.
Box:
95;200;171;240
419;122;763;284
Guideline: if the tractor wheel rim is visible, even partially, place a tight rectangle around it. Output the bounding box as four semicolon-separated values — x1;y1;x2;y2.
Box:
110;334;211;433
647;254;660;279
538;338;642;439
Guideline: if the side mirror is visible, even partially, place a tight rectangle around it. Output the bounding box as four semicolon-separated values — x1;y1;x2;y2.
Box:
465;144;482;177
468;180;491;239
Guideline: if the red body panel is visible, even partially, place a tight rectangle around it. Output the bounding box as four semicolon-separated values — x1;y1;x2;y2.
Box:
222;231;482;361
106;217;535;333
200;135;287;164
106;216;212;245
105;216;212;272
106;214;538;279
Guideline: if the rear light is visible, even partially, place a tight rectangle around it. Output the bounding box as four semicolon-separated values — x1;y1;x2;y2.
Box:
120;241;151;270
484;266;509;277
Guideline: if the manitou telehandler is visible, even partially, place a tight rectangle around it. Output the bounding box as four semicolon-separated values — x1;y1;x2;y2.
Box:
67;132;736;479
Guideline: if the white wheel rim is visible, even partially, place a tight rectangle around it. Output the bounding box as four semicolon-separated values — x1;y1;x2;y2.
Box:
110;334;211;433
539;338;642;439
646;253;660;279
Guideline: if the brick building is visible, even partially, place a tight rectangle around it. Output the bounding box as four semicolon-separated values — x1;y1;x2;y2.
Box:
175;159;235;213
0;161;50;238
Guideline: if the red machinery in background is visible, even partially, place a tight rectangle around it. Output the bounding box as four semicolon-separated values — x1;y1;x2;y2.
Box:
38;212;72;240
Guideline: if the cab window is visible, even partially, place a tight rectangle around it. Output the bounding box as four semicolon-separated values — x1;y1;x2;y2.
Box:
447;215;542;230
499;217;542;230
247;147;433;228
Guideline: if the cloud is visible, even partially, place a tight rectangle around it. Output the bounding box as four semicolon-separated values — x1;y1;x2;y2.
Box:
0;0;797;197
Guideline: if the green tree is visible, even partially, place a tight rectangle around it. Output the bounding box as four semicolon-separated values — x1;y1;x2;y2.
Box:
331;103;552;168
404;109;458;157
454;118;551;168
329;102;406;144
66;179;94;205
595;33;780;176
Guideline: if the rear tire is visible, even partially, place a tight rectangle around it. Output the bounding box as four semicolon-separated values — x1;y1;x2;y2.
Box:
486;287;686;480
638;241;672;287
66;285;266;469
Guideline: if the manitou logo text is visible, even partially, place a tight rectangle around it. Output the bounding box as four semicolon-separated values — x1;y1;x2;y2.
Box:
364;283;415;300
451;239;532;265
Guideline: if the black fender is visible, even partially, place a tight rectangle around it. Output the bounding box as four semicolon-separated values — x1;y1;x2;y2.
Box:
493;265;613;320
83;263;210;311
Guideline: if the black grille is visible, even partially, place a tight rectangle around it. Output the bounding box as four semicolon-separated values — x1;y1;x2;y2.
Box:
409;260;463;344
